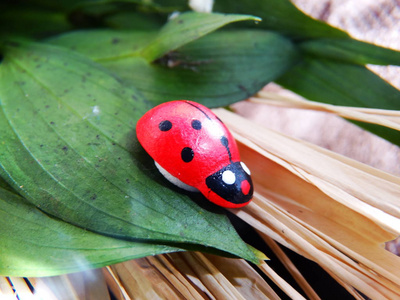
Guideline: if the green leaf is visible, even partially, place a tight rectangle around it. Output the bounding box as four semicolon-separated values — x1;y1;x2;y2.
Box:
138;11;261;62
0;6;71;40
0;42;258;269
300;38;400;65
105;11;166;30
276;57;400;146
48;30;157;61
213;0;348;39
50;29;298;107
48;11;261;62
0;187;181;277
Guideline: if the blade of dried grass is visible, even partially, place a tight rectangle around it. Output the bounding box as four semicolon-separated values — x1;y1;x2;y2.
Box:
146;255;205;300
28;270;111;300
109;258;186;299
257;261;307;300
0;277;16;298
204;254;281;299
27;277;59;300
251;90;400;130
175;252;247;300
169;252;284;300
214;108;400;299
262;235;321;300
6;277;31;300
103;266;131;300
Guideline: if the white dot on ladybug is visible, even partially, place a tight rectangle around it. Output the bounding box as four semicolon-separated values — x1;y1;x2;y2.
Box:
241;162;251;175
222;170;236;185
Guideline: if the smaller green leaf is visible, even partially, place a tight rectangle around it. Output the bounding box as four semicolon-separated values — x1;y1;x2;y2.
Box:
139;11;261;61
105;11;166;30
120;30;298;107
300;38;400;66
47;11;261;63
50;29;298;107
0;187;181;277
276;57;400;146
213;0;348;39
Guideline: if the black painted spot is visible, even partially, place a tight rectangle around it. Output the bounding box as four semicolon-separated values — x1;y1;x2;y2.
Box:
181;147;194;162
221;136;228;147
220;136;232;162
191;119;202;130
159;120;172;131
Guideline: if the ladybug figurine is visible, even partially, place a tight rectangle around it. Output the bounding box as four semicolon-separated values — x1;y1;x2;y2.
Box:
136;100;253;208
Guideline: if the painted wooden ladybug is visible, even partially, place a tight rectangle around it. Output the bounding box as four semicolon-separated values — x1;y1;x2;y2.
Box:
136;100;253;208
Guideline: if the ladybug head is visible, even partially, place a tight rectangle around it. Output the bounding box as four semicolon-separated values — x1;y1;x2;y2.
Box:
205;161;253;208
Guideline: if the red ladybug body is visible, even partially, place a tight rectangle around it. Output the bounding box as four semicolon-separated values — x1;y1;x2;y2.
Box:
136;100;253;208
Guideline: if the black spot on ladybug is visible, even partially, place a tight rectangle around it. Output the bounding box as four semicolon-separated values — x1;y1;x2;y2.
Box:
220;136;232;162
159;120;172;131
181;147;194;162
221;136;228;147
191;119;202;130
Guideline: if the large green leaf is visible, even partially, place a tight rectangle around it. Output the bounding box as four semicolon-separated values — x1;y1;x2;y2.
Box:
276;57;400;146
0;187;181;277
50;29;298;107
0;42;258;270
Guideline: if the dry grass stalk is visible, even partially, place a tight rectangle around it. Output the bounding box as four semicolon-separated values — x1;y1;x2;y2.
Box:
103;252;288;299
213;108;400;299
28;269;110;300
262;235;320;300
251;90;400;131
257;261;306;300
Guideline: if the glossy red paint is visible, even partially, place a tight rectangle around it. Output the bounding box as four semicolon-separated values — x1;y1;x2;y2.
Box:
136;100;253;208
